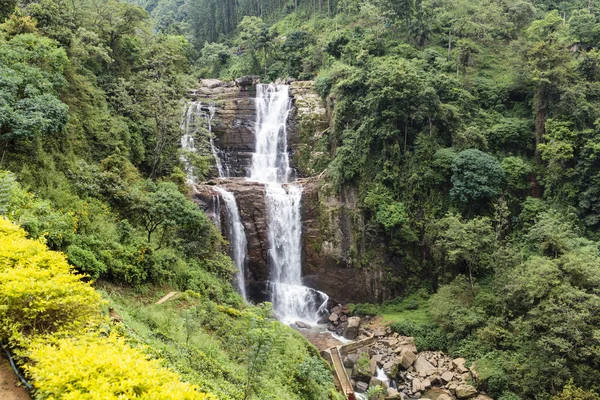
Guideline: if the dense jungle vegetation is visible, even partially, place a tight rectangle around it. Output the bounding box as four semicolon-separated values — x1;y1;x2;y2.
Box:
3;0;600;399
137;0;600;398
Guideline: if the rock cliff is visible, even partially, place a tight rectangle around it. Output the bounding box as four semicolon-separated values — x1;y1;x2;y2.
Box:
190;78;395;304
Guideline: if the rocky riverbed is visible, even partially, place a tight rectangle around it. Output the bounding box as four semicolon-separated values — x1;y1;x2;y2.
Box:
342;325;493;400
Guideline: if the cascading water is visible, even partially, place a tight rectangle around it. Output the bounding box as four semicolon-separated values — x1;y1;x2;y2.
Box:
215;187;248;301
181;101;248;300
249;84;328;324
180;101;224;181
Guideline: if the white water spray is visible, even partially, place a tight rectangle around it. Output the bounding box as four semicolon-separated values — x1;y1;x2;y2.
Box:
181;101;248;299
215;187;248;301
250;84;328;324
180;101;224;183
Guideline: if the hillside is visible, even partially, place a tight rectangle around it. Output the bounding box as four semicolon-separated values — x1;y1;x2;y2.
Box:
3;0;600;400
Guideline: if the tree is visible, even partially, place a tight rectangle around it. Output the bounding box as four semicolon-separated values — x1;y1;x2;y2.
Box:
432;212;495;292
0;0;17;22
0;34;69;147
525;10;572;159
450;149;504;203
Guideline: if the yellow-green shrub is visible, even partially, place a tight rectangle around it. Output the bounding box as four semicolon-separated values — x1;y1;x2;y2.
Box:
0;218;102;345
0;218;215;399
26;334;215;400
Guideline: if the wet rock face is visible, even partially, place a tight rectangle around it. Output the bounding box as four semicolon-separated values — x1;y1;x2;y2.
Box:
189;79;257;177
300;178;392;304
190;78;301;179
193;178;269;301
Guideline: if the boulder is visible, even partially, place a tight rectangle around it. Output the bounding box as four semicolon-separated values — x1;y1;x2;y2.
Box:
352;353;372;383
370;377;386;389
455;384;478;399
295;321;311;329
329;312;339;323
437;395;454;400
470;363;480;381
234;75;260;86
422;379;432;389
200;79;223;89
356;381;369;393
398;349;417;369
441;371;454;383
414;356;436;375
331;305;343;315
452;358;469;374
382;359;398;376
412;378;425;393
344;353;359;368
370;355;383;375
344;316;361;340
386;387;404;399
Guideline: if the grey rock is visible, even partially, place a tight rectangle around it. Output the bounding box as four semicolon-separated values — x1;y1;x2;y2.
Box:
344;316;361;340
295;321;311;329
344;353;359;368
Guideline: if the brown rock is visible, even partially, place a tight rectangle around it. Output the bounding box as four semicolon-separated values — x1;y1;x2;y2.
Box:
413;378;425;393
329;312;339;322
398;349;417;369
414;356;436;375
455;384;478;398
386;387;404;399
441;371;454;383
452;358;469;374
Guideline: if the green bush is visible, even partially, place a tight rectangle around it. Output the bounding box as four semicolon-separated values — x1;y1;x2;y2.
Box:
390;321;448;352
66;245;107;279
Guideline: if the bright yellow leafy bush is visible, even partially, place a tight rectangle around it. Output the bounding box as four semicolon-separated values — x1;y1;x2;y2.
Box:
0;218;215;399
0;218;102;345
26;334;215;400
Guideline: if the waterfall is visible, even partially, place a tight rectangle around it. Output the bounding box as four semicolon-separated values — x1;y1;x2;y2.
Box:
250;83;328;324
215;187;248;301
250;85;293;183
180;101;224;183
181;101;248;300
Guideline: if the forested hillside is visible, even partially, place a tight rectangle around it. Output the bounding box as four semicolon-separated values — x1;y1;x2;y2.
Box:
3;0;600;399
140;0;600;398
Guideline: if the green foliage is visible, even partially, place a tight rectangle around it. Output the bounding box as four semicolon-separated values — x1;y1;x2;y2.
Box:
0;33;69;143
391;320;449;352
106;288;335;400
450;149;505;204
553;380;600;400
